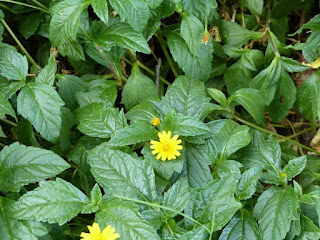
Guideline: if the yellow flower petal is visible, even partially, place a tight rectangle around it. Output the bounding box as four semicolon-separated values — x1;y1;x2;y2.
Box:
80;223;120;240
80;233;96;240
88;223;100;235
150;130;183;161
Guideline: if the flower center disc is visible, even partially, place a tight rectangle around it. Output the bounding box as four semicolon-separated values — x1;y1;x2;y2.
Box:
162;143;172;152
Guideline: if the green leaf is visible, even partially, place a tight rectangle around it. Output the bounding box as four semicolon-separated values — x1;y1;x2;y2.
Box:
243;0;263;16
163;178;190;218
290;31;320;63
220;20;264;47
108;0;150;32
126;99;160;123
283;156;306;181
219;209;262;240
93;22;151;54
49;0;91;46
82;183;102;214
122;62;158;110
292;14;320;35
88;144;158;202
180;12;203;55
280;57;310;72
15;118;39;147
76;79;118;107
67;136;102;195
162;76;212;119
296;70;320;129
77;103;127;138
250;57;281;105
229;88;265;125
92;0;108;24
298;214;320;239
0;92;16;121
108;122;158;146
57;40;85;61
267;69;296;122
0;142;70;192
0;127;4;138
237;130;282;178
141;209;162;230
59;107;75;152
35;53;56;86
0;77;25;99
142;144;184;182
236;167;263;200
217;160;242;181
162;111;211;137
19;12;43;39
166;31;213;81
85;44;125;79
224;49;264;94
253;186;298;240
145;0;164;9
207;119;251;162
181;0;217;22
178;227;205;240
207;88;227;107
185;177;242;231
96;199;160;240
17;82;64;142
0;47;28;81
240;49;265;71
287;212;301;240
0;197;48;240
58;74;87;110
12;178;89;225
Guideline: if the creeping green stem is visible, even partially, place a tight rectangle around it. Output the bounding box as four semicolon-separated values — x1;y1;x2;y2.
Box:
231;113;320;155
30;0;48;11
124;58;171;86
1;19;41;70
0;118;17;127
113;194;211;233
0;0;49;13
0;3;17;14
156;34;179;79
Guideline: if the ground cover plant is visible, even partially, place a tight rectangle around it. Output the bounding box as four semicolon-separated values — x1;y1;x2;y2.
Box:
1;0;320;239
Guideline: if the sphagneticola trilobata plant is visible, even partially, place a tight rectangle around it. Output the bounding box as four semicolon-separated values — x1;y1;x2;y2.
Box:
1;0;320;239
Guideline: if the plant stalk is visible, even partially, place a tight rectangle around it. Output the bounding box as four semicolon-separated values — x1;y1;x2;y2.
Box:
113;194;211;233
156;34;179;79
124;58;171;86
1;19;41;70
0;0;49;12
232;114;320;155
30;0;48;11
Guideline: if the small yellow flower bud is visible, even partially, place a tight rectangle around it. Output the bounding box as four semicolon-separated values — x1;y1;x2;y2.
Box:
280;172;287;179
151;117;160;126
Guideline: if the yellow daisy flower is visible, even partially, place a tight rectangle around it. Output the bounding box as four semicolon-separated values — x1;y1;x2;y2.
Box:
80;223;120;240
151;117;160;126
150;131;183;161
303;57;320;69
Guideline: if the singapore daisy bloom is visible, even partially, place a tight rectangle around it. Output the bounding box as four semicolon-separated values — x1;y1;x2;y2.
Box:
150;131;183;161
80;223;120;240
